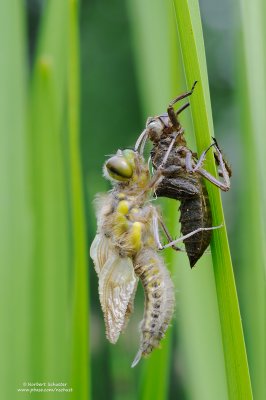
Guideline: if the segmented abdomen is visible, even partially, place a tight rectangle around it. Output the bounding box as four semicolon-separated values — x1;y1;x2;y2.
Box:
155;174;212;268
179;184;212;267
131;248;175;367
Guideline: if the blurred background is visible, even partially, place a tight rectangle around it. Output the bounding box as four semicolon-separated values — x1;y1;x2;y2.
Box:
1;0;265;399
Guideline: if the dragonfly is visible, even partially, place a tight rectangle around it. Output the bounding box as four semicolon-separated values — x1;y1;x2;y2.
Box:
90;142;218;366
135;81;231;267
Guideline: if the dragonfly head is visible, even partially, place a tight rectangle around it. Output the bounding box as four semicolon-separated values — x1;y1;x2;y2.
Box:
105;149;136;182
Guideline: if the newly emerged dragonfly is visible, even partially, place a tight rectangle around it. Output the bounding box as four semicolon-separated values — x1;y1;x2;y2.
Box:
135;82;231;267
90;145;217;366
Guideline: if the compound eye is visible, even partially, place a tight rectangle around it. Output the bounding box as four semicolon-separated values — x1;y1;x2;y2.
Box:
106;156;133;181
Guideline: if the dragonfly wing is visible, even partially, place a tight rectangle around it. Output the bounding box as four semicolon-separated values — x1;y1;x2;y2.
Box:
121;276;138;332
99;255;138;344
90;233;110;275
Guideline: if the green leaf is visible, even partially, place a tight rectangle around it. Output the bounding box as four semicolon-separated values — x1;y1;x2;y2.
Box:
29;36;70;388
173;0;253;398
0;1;90;398
28;0;90;398
237;0;266;398
68;0;90;398
0;3;29;399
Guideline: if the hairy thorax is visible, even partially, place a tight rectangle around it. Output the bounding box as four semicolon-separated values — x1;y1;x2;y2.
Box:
101;192;156;258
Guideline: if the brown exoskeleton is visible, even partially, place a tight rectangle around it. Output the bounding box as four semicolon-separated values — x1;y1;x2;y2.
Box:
135;82;231;267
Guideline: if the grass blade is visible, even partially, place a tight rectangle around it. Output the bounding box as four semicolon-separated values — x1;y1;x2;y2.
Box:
0;3;29;399
173;0;252;398
68;0;90;398
237;0;266;398
29;40;69;393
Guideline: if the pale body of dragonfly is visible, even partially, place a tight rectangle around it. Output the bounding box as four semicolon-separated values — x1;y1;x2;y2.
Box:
90;147;216;367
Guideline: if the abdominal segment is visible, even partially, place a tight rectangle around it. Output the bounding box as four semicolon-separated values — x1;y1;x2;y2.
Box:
179;184;212;267
131;248;175;367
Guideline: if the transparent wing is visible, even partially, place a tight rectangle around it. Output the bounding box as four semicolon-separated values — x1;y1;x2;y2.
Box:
99;254;138;344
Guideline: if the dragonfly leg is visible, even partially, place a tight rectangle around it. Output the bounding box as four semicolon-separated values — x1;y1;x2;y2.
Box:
197;168;230;191
167;81;197;129
152;214;182;252
168;81;198;106
186;142;215;171
176;102;190;116
161;224;223;250
147;130;181;190
185;140;231;191
158;217;182;251
134;128;148;154
152;214;164;250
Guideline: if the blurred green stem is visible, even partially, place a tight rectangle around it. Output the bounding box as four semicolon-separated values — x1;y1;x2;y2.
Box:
238;0;266;398
0;2;29;399
68;0;90;398
173;0;253;398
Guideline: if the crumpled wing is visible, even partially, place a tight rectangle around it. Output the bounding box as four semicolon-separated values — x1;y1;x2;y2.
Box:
90;233;110;275
121;275;138;332
98;254;138;344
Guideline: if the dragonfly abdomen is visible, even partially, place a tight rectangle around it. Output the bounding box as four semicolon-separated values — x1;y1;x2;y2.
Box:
131;248;175;367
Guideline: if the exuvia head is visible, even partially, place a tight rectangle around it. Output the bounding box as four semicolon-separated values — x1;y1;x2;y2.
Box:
134;113;172;155
145;116;165;143
104;149;136;182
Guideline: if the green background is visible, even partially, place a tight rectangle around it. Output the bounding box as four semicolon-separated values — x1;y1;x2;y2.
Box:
0;0;265;399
